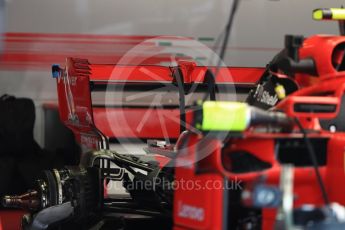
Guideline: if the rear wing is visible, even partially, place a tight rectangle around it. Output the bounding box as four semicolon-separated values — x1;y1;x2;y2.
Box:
53;57;264;152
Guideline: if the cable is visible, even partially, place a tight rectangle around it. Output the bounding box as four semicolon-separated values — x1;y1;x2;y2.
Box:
208;31;224;66
294;118;330;205
216;0;240;71
202;0;240;101
173;67;186;133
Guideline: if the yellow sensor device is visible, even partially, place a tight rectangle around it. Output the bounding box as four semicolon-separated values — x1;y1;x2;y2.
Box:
313;8;345;21
195;101;249;132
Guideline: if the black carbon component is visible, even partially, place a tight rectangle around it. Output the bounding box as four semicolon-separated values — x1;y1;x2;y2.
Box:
222;151;271;173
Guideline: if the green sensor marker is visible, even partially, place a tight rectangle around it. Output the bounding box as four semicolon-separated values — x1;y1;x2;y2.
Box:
201;101;249;131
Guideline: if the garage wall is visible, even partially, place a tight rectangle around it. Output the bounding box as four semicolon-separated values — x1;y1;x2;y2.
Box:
0;0;343;145
4;0;342;65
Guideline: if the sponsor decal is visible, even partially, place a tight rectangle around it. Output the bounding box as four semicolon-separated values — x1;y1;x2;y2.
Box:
260;91;278;106
81;134;99;149
178;201;205;222
252;84;279;106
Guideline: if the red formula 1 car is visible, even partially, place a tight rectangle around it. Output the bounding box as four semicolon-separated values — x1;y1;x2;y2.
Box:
173;8;345;230
3;7;345;230
1;56;263;229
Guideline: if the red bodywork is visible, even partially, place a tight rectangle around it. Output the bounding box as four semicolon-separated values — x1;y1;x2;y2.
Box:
0;59;264;230
173;35;345;230
54;34;345;230
295;35;345;87
0;211;25;230
3;34;345;230
7;34;345;230
52;58;265;229
55;58;263;150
